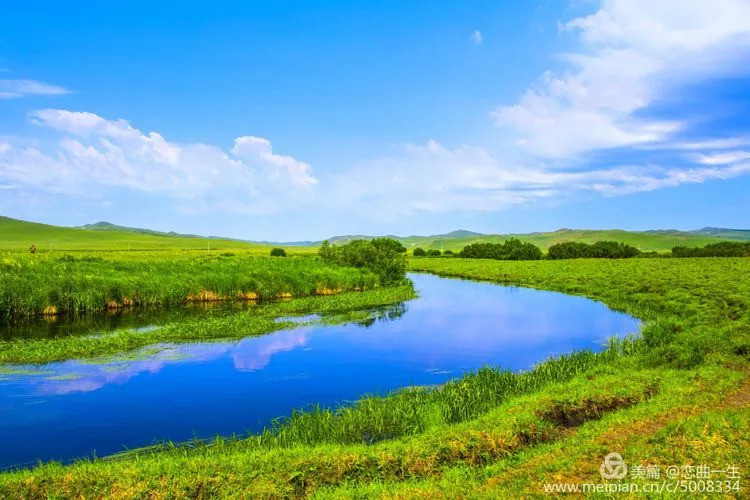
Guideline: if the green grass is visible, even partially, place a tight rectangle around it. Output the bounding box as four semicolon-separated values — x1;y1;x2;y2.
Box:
0;216;314;253
0;257;747;497
0;285;416;365
0;252;385;321
313;365;747;499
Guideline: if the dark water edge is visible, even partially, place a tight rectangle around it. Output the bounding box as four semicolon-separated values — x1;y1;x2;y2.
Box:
1;300;270;341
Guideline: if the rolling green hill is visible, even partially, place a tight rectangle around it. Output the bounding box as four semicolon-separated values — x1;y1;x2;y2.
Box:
1;216;746;253
0;216;273;252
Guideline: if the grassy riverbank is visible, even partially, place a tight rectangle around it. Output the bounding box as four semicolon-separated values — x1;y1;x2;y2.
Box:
0;252;382;322
0;258;748;497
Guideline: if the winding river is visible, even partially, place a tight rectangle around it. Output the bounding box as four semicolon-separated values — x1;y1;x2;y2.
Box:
0;273;639;469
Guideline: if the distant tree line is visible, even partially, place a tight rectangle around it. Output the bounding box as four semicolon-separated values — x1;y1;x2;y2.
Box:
412;248;450;257
408;238;750;261
458;239;543;260
412;239;640;260
547;240;640;259
672;241;750;257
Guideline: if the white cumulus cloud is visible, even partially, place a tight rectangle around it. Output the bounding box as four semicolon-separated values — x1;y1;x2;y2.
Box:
0;110;317;214
232;136;316;188
494;0;750;159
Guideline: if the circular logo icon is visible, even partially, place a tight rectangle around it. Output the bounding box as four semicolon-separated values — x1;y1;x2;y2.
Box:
600;452;628;480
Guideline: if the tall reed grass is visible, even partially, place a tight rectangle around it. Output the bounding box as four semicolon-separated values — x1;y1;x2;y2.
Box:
0;252;380;322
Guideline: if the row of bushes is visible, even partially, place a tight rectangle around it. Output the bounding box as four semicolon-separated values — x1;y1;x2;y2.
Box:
548;240;641;259
672;241;750;257
320;238;749;270
412;248;453;257
458;239;542;260
413;239;641;260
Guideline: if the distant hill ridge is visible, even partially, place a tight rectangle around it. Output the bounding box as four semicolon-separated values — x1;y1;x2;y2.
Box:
691;227;750;239
79;221;204;239
0;216;748;252
73;220;750;245
74;221;750;250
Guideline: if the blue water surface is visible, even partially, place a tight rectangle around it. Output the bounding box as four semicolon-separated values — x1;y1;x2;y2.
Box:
0;273;640;469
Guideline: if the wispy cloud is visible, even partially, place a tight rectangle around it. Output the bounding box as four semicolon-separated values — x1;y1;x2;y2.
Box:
329;139;750;217
471;30;483;45
647;137;750;151
695;151;750;165
0;79;70;99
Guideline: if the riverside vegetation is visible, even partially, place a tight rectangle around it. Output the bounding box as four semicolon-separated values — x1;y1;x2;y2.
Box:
0;253;747;497
0;285;416;365
0;238;411;363
0;250;387;322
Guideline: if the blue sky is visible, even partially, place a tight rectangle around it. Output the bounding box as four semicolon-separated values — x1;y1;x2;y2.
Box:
1;0;749;240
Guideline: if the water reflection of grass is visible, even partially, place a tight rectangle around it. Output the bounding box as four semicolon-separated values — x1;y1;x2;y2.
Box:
10;302;408;378
95;347;188;370
0;286;416;365
75;346;168;366
1;258;747;497
0;367;53;376
44;374;81;381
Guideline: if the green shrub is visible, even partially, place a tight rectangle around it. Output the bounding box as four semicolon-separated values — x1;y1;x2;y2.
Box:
458;238;542;260
270;248;287;257
319;238;407;285
673;241;750;257
426;249;441;257
443;250;454;256
547;240;640;259
547;241;591;259
590;241;640;258
370;237;407;254
412;247;427;257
